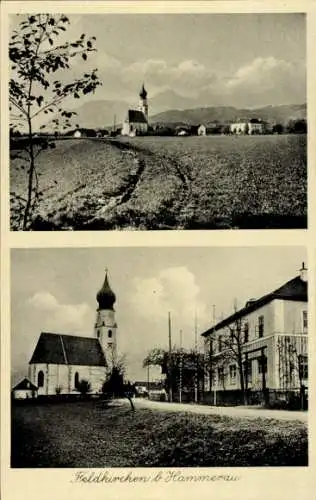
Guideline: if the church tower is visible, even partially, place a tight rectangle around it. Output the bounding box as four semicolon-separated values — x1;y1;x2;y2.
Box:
94;270;117;372
139;83;148;121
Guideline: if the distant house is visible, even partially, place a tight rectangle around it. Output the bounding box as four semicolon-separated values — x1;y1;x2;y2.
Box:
197;124;206;136
230;118;264;135
12;378;37;400
73;129;82;138
122;84;149;137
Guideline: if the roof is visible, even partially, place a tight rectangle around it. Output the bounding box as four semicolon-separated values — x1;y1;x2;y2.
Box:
29;332;107;367
12;378;37;391
127;109;147;123
96;271;116;310
202;275;307;337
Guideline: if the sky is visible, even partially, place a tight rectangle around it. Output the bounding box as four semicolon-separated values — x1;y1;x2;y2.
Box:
11;246;306;385
10;13;306;111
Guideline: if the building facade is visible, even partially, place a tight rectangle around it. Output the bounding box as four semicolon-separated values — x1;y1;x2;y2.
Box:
28;270;118;396
230;118;264;135
122;84;149;136
202;264;308;397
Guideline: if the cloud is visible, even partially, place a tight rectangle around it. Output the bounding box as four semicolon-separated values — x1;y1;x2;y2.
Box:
130;267;207;346
28;291;94;333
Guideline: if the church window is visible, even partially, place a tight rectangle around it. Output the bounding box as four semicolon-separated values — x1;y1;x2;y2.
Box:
102;321;105;327
108;330;112;338
74;372;79;389
37;370;44;388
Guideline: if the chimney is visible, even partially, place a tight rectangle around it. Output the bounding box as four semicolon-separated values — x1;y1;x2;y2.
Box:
299;262;308;282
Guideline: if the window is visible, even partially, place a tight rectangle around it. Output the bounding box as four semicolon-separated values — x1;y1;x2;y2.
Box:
37;370;44;388
258;355;267;374
97;330;100;338
108;329;112;338
217;367;224;385
74;372;79;389
258;316;264;338
244;322;249;343
218;335;223;352
298;355;308;380
302;311;308;332
229;365;237;384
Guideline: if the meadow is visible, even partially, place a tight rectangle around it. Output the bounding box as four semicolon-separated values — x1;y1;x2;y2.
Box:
11;401;307;467
10;134;307;230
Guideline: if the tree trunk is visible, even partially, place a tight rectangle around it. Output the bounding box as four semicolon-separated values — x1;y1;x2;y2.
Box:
23;117;35;229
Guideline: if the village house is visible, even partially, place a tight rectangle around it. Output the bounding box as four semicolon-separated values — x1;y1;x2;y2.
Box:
201;264;308;403
121;84;149;137
27;270;118;397
197;124;206;136
12;377;38;400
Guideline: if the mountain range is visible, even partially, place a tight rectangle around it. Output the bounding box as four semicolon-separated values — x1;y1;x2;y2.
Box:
72;90;306;129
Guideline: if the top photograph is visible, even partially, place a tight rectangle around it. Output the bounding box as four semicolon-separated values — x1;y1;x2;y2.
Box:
9;13;307;231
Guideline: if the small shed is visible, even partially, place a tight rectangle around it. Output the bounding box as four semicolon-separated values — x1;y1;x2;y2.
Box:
12;378;37;400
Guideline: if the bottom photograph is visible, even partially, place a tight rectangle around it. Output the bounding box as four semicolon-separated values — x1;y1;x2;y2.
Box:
10;246;308;468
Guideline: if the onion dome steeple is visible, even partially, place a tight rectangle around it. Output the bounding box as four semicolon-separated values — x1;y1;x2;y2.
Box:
96;269;116;310
139;83;147;100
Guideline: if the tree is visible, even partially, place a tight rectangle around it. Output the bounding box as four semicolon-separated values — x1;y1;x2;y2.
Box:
102;360;136;411
143;347;206;402
9;14;102;230
76;379;91;398
207;305;249;405
272;123;284;135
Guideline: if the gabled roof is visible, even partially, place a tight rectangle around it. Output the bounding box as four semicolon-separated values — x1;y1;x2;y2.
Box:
12;377;37;391
29;332;107;367
127;109;147;123
202;276;307;337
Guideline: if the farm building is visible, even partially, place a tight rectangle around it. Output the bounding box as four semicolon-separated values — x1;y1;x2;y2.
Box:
12;378;37;399
122;84;149;137
28;270;118;396
202;263;308;400
198;124;206;136
230;118;264;135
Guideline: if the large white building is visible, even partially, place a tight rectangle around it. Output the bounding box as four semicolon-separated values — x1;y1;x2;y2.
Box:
202;264;308;397
27;270;118;396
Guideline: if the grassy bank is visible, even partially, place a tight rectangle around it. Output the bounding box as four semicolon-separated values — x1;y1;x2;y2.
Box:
11;401;307;467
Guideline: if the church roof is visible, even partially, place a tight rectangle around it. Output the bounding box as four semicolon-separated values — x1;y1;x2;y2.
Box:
12;377;37;391
29;332;107;367
96;271;116;310
127;109;147;123
202;275;307;337
139;84;147;99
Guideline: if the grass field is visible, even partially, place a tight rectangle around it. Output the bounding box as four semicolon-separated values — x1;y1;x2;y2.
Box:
11;401;307;467
10;134;307;230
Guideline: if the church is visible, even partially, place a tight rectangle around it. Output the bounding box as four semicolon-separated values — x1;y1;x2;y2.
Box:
121;84;149;137
27;270;118;396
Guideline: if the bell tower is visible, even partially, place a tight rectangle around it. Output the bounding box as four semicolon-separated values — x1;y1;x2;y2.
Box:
95;269;117;372
139;83;148;121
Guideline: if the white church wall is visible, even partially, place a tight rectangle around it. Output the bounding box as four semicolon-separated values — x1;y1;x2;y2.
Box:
30;363;107;395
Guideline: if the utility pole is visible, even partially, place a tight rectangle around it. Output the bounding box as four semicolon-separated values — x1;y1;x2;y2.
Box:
194;309;198;403
212;304;217;406
168;312;173;403
147;364;150;398
179;329;183;404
